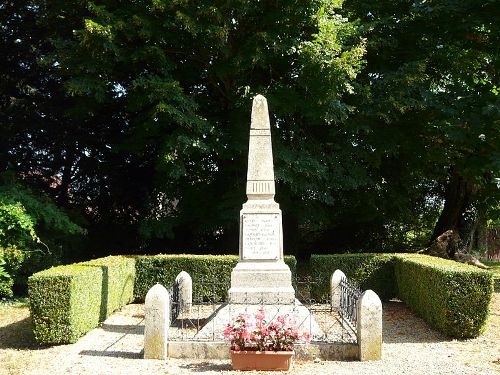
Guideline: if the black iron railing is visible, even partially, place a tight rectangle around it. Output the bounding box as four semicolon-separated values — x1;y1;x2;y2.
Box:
169;279;180;322
339;276;362;329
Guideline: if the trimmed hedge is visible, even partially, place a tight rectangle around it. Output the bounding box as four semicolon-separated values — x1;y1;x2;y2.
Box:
311;253;493;338
29;251;491;341
28;256;135;344
310;254;396;300
28;254;296;344
394;254;493;338
134;254;297;302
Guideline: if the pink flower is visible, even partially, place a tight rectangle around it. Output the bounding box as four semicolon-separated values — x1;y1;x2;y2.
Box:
225;310;310;351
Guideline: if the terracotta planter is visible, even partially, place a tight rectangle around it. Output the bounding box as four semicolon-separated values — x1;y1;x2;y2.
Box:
230;350;294;371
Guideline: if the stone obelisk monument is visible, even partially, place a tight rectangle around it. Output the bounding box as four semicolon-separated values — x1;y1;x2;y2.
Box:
228;94;295;304
194;95;321;340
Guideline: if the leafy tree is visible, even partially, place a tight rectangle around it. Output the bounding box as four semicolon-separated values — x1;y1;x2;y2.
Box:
5;0;497;260
342;0;500;254
11;0;367;256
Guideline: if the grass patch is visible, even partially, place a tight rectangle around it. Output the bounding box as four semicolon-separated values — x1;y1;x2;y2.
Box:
482;260;500;292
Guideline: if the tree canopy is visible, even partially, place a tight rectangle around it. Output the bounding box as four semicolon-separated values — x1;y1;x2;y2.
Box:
1;0;498;262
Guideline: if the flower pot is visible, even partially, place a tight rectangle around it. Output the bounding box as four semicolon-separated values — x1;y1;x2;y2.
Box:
230;350;294;371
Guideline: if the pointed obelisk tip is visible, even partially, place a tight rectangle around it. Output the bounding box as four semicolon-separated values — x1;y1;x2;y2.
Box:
251;94;271;130
246;94;275;199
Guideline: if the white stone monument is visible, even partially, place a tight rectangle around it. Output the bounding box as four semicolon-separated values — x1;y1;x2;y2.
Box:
228;94;295;304
194;95;322;340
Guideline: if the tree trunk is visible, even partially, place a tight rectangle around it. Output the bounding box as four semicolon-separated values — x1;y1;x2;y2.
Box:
426;169;489;269
466;207;488;257
430;169;476;242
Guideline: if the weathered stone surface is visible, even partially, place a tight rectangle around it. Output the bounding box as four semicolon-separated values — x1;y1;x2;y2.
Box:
144;284;170;360
175;271;192;314
330;269;346;310
356;289;382;361
246;94;275;200
241;213;280;260
294;342;358;361
167;341;358;361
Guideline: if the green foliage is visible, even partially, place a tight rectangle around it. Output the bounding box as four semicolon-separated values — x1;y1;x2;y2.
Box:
0;257;14;298
2;0;371;255
0;180;84;295
134;254;297;301
0;182;83;241
134;254;237;302
0;201;38;248
310;253;396;300
0;247;26;298
28;256;135;344
394;254;493;338
342;0;500;247
483;260;500;292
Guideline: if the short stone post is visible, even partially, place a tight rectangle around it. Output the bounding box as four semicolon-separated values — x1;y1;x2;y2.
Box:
330;269;346;310
144;283;170;360
356;289;382;361
175;271;192;314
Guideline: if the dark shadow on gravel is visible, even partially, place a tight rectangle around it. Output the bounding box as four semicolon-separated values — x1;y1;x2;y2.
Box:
0;317;39;349
382;301;449;344
179;361;232;372
79;349;143;359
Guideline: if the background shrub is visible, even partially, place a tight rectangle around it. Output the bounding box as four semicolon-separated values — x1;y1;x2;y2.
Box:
134;254;297;301
309;253;396;300
0;256;14;298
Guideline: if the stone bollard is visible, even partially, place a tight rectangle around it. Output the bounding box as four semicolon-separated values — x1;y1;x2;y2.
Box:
330;269;346;310
144;283;170;360
356;289;382;361
175;271;192;314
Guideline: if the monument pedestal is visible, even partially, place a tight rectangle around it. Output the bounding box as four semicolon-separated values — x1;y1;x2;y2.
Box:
228;261;295;304
228;199;295;305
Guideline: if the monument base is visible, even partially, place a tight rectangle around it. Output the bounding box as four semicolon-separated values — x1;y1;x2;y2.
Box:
228;260;295;304
194;300;324;341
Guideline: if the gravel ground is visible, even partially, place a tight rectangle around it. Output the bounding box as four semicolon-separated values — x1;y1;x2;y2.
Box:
1;294;499;375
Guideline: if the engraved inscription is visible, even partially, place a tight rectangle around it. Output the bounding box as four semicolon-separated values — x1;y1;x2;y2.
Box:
250;129;270;136
242;214;280;260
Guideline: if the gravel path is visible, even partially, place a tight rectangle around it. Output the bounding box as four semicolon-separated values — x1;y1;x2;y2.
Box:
1;294;499;375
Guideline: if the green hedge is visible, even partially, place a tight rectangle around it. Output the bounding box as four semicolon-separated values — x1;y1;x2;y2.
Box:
29;251;491;342
310;253;493;338
134;254;297;302
28;254;296;344
28;256;135;344
310;254;396;300
394;254;493;338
